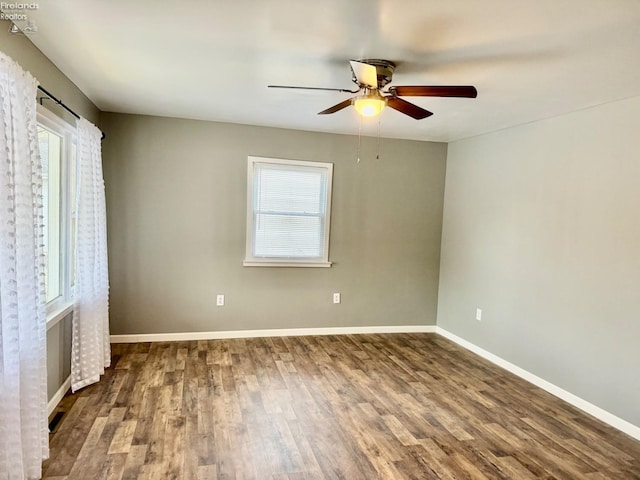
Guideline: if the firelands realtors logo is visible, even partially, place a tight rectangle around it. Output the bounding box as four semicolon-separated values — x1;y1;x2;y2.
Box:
1;2;39;20
1;2;39;33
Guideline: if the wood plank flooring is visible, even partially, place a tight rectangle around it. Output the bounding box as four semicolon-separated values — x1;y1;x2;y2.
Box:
43;334;640;479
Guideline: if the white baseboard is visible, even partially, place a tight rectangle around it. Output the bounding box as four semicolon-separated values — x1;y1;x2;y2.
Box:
110;325;437;344
436;327;640;441
48;375;71;417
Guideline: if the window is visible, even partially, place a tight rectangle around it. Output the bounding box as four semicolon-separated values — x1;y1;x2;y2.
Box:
37;106;76;318
38;124;62;302
244;156;333;267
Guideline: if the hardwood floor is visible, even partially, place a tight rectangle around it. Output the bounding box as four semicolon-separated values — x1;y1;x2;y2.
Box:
44;334;640;479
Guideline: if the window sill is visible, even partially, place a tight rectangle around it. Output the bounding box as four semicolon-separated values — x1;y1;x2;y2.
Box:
243;260;332;268
46;302;73;331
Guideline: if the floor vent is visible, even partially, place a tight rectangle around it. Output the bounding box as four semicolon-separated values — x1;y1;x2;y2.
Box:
48;411;65;433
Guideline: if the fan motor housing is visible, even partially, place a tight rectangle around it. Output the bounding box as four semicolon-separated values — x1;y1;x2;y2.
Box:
352;59;396;88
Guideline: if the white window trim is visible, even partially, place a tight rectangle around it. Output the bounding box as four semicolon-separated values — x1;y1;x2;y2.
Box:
46;303;73;331
37;105;76;327
244;156;333;268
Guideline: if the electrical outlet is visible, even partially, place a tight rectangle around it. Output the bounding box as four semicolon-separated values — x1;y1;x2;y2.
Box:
216;294;225;306
476;308;482;321
333;293;341;304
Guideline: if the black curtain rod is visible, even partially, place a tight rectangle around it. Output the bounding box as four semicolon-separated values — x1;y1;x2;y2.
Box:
37;85;106;140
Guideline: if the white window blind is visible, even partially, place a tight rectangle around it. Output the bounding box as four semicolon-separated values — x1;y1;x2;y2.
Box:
245;157;333;267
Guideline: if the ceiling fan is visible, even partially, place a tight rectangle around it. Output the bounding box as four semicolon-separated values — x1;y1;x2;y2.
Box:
269;59;477;120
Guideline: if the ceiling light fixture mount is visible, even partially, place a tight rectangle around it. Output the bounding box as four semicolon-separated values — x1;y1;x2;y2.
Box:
351;59;396;88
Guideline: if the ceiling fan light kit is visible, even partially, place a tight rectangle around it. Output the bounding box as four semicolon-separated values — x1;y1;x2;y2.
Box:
352;91;387;117
269;59;477;120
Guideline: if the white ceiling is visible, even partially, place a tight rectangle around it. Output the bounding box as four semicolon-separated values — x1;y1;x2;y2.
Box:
11;0;640;142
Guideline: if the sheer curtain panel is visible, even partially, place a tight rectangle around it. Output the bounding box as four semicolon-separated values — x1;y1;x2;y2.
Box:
0;51;49;479
71;118;110;392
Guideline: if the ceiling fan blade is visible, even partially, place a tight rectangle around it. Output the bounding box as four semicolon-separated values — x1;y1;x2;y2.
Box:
387;97;433;119
318;98;353;115
269;85;359;93
390;85;478;98
349;60;378;88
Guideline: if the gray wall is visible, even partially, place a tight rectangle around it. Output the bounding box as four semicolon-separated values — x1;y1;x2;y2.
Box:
46;315;72;400
101;113;447;335
2;20;100;402
437;96;640;426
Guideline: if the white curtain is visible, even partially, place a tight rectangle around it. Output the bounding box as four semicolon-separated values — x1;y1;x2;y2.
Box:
0;52;49;479
71;118;110;392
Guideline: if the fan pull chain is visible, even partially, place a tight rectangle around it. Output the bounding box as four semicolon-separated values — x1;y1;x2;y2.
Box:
356;115;362;164
376;118;381;160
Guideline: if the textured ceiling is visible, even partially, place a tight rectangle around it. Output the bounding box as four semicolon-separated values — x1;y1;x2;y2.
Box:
9;0;640;142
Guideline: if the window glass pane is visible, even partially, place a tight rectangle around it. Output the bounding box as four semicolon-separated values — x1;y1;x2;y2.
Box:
70;141;77;287
254;214;323;257
255;166;326;214
38;126;62;302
